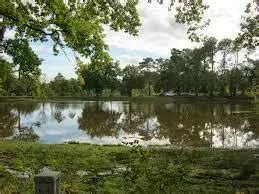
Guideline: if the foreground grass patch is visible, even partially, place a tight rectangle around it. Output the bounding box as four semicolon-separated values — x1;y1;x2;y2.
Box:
0;140;259;193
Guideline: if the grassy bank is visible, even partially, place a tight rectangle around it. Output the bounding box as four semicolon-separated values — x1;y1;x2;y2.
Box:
0;141;259;193
0;95;254;103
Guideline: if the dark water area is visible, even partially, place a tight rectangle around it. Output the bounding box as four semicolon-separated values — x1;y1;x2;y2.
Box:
0;101;258;148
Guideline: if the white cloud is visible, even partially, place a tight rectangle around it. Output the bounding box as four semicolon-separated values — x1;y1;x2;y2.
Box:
105;0;250;65
203;0;250;39
105;1;195;58
114;54;144;67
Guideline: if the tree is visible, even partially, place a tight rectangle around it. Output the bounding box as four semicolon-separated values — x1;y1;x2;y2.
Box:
218;39;233;71
49;73;68;96
155;59;174;93
139;58;156;96
217;39;233;95
189;48;203;96
3;38;42;96
102;61;121;94
236;2;258;50
169;49;186;95
228;39;242;97
121;65;145;97
202;37;217;96
0;0;140;61
78;60;120;97
0;58;14;95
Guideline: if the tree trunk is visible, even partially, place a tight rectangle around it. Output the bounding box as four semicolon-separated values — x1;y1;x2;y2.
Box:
222;52;226;71
129;89;132;97
96;91;100;100
148;81;151;96
203;58;207;96
0;17;5;42
18;106;21;140
18;68;21;96
211;51;214;72
232;51;239;97
129;102;132;124
210;51;214;97
177;78;180;95
233;80;237;97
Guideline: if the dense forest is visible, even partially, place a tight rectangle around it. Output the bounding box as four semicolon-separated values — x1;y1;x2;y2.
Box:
0;37;256;98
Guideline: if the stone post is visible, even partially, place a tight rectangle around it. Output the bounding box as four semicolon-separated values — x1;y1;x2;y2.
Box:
34;170;61;194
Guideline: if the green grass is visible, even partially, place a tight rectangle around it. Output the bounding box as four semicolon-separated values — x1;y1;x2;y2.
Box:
0;140;259;193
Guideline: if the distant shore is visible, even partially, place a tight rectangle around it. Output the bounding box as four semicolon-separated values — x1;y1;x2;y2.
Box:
0;95;255;103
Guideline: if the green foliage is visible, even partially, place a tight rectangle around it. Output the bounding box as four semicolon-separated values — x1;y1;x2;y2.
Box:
155;37;255;97
0;38;42;96
236;3;258;50
139;58;157;96
47;73;83;97
121;65;145;97
0;59;14;95
77;60;120;97
0;0;140;61
173;0;210;42
0;0;142;98
4;39;41;77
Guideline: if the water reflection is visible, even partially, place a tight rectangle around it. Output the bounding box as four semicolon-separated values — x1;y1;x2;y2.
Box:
0;101;258;148
78;102;121;138
0;103;17;138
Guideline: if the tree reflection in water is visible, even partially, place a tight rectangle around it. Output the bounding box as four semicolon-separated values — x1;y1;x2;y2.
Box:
78;101;121;138
119;102;159;141
15;103;40;141
0;101;257;147
0;103;17;138
77;101;257;148
0;102;40;141
156;103;256;148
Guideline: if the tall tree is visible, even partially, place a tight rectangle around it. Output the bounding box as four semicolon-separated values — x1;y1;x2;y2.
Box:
3;39;42;96
189;48;203;96
218;39;233;71
49;73;68;96
229;39;242;96
139;58;155;96
169;49;186;95
0;58;13;95
203;37;217;96
217;39;233;95
78;60;120;97
121;65;144;97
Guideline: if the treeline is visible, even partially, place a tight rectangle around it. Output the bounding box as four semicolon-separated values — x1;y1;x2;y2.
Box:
75;37;256;98
0;37;256;98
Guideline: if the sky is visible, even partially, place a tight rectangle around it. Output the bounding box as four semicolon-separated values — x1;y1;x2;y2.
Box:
5;0;251;81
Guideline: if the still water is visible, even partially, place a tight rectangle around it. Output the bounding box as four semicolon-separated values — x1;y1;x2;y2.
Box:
0;101;258;148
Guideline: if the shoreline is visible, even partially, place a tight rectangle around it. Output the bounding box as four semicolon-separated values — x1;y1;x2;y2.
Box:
0;95;255;103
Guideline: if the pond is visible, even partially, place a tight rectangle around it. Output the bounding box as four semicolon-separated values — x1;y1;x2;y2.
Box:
0;101;258;148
